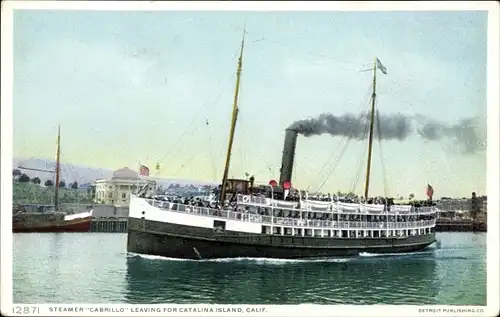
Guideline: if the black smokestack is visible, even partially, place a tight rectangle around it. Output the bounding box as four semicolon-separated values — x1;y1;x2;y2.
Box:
279;129;298;186
287;112;485;155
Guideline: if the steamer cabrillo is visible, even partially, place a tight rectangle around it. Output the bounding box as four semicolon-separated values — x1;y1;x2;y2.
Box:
127;30;438;259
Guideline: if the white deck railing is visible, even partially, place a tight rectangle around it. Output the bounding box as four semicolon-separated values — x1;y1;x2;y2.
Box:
146;199;435;230
236;195;437;216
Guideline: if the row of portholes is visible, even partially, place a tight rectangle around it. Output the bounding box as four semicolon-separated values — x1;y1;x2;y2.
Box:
261;225;433;238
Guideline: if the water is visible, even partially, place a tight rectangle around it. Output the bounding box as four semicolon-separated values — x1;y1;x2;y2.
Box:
13;232;486;305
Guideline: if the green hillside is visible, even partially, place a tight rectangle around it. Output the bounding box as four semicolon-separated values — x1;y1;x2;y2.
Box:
13;182;93;205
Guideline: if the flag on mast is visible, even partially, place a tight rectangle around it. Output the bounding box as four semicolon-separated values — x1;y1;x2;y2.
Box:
376;58;387;75
426;183;434;200
139;165;150;177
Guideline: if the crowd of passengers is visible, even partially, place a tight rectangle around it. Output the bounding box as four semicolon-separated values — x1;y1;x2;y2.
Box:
247;190;436;208
151;186;435;209
151;194;435;222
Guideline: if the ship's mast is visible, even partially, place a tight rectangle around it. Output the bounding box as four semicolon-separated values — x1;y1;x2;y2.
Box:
54;125;61;211
363;57;377;200
219;29;246;204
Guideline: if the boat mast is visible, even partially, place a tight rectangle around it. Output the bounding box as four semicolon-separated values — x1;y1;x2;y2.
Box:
54;125;61;211
219;29;246;204
363;57;377;200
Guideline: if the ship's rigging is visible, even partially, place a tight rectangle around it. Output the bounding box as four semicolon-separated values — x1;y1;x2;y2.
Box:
150;31;394;198
17;126;62;210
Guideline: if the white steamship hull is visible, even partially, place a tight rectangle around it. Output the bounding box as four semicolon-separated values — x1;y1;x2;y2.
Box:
126;196;436;260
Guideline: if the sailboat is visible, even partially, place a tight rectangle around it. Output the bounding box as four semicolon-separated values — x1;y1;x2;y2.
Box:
12;126;93;233
126;31;438;259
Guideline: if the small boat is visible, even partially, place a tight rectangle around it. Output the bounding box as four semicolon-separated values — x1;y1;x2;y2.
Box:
126;29;438;259
13;126;93;233
12;207;92;233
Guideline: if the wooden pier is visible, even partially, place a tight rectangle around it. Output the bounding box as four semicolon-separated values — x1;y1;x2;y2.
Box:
435;219;487;232
91;217;128;233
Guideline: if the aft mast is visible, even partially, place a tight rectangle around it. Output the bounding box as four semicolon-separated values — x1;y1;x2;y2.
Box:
54;125;61;211
363;57;382;200
219;28;246;204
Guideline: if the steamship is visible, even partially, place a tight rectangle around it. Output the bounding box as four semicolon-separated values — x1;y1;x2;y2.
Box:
126;31;437;259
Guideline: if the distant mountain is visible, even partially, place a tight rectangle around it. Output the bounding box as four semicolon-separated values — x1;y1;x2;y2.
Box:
12;157;218;187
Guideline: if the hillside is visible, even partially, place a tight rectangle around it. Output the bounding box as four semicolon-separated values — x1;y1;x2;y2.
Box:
12;182;93;205
13;157;218;187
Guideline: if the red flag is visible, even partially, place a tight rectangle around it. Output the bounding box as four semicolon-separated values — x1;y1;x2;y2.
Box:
139;165;150;177
426;183;434;199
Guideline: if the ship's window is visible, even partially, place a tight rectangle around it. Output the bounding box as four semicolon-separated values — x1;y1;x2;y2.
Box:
284;227;293;235
324;230;331;237
261;225;271;234
213;220;226;231
305;229;313;237
272;227;281;235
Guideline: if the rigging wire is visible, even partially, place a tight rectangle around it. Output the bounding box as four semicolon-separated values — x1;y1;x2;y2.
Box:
239;110;245;178
162;71;237;173
254;36;369;71
350;107;371;195
315;89;372;194
173;154;199;176
315;136;352;193
375;108;390;198
306;83;374;191
314;89;374;194
156;47;241;169
349;95;373;194
205;118;218;182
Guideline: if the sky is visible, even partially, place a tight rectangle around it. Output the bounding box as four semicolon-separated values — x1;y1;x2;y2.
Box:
12;8;488;199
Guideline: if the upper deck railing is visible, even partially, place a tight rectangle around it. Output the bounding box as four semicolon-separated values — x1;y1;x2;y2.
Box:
146;199;435;230
235;194;437;216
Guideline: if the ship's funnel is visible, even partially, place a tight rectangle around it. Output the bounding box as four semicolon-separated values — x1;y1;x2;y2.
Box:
279;129;298;186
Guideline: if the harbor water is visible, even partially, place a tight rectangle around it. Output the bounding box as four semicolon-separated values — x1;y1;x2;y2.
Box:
13;232;486;305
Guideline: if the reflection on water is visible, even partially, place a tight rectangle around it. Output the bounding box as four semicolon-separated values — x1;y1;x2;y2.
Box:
124;251;440;304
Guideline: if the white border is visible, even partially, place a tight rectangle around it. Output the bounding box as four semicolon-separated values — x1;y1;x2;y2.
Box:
1;1;499;317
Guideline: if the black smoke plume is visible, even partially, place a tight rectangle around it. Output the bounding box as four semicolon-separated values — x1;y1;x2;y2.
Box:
288;112;485;155
415;116;486;154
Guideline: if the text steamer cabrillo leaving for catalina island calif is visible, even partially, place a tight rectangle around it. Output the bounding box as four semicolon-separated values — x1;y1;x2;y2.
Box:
126;29;438;260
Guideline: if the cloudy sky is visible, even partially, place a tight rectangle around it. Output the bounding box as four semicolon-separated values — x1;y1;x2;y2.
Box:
12;8;487;198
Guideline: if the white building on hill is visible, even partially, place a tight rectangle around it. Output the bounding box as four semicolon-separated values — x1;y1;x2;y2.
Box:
94;167;156;206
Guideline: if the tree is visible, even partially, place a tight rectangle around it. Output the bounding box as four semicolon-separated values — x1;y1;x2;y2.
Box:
409;193;415;200
31;177;41;185
45;180;54;187
12;169;21;178
18;174;30;183
59;181;66;188
71;181;78;190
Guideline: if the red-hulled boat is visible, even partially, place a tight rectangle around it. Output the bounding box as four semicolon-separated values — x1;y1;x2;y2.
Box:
13;125;93;233
12;210;92;233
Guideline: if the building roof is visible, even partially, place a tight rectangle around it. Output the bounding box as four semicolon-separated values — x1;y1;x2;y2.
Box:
111;167;139;180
